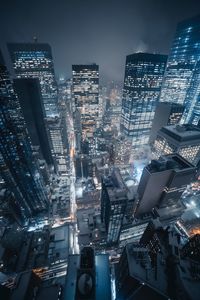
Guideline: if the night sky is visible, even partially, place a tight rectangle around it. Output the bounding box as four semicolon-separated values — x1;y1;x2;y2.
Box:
1;0;200;84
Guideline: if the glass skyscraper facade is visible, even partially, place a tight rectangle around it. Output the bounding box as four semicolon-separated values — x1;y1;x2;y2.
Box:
153;124;200;167
0;58;48;219
159;15;200;125
8;43;69;174
72;64;99;154
101;169;128;245
13;78;54;166
149;102;185;145
8;43;58;117
120;53;167;148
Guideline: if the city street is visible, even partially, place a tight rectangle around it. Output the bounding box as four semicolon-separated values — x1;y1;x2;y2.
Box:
66;107;79;254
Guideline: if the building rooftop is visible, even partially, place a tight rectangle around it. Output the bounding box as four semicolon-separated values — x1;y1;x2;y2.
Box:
119;223;200;300
125;243;168;298
158;101;184;109
7;42;52;53
147;154;194;173
126;52;168;63
63;254;79;300
103;168;128;200
161;124;200;142
63;251;111;300
72;64;99;71
46;116;62;127
95;254;111;300
48;224;69;261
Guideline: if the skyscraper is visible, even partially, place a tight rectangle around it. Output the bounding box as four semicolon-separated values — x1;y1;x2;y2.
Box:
115;241;169;300
13;78;53;166
134;154;195;218
149;102;185;145
159;15;200;125
116;221;200;300
8;42;58;117
113;135;132;165
72;64;99;154
8;42;69;174
0;56;48;219
101;168;128;245
73;108;82;153
120;53;167;148
153;124;200;167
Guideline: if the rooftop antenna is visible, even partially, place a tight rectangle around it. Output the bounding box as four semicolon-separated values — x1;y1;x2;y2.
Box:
33;36;38;43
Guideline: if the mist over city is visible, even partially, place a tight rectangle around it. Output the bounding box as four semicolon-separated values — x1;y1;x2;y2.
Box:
0;1;200;300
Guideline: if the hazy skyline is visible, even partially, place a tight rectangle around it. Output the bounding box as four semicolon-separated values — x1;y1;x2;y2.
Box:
1;0;200;83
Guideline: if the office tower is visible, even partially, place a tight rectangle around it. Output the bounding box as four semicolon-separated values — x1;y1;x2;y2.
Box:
8;42;58;117
109;106;121;131
0;57;48;219
63;247;111;300
8;43;69;173
113;135;132;165
98;86;107;126
101;168;128;245
149;102;185;145
139;219;164;247
134;154;195;217
153;124;200;167
47;116;68;175
115;243;169;300
159;15;200;125
115;222;200;300
13;78;53;166
120;53;167;148
73;108;82;153
72;64;99;154
58;77;72;104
